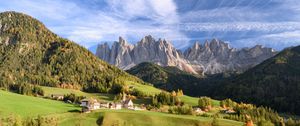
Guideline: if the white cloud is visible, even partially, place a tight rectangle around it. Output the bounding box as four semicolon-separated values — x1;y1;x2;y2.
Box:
180;7;271;22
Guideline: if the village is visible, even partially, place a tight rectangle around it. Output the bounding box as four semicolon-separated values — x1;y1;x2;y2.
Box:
49;92;236;115
79;93;146;113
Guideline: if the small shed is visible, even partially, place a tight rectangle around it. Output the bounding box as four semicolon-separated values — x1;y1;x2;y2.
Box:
51;94;64;100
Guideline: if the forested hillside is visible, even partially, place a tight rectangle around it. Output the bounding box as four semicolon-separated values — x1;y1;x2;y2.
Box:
127;62;232;96
214;46;300;115
0;11;146;93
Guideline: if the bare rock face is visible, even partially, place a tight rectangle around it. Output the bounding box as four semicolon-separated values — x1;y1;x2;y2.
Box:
96;35;197;74
96;36;276;75
184;39;276;74
96;37;134;69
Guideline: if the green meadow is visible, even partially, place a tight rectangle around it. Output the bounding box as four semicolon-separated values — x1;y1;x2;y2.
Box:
178;95;220;106
56;109;243;126
0;90;79;117
41;86;115;102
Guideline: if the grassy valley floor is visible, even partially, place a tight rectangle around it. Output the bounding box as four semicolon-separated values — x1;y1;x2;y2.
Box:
0;90;243;126
56;109;243;126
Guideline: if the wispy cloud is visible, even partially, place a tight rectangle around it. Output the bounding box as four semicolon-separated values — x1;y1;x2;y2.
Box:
0;0;300;50
232;31;300;50
175;0;300;50
0;0;188;48
178;22;300;32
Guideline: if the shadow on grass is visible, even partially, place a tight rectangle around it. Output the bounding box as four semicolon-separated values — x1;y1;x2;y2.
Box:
97;116;104;126
68;109;81;113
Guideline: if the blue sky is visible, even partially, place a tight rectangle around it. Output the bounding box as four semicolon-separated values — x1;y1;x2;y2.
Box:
1;0;300;51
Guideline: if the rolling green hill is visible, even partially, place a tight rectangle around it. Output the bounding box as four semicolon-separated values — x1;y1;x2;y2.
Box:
214;45;300;115
0;11;154;94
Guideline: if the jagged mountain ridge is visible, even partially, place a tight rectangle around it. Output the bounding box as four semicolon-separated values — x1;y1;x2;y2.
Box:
96;35;276;75
184;39;276;74
96;36;197;74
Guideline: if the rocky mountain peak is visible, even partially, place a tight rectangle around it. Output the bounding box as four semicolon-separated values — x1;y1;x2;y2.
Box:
158;39;173;49
118;36;128;46
139;35;155;45
210;38;220;46
192;41;200;50
203;40;210;49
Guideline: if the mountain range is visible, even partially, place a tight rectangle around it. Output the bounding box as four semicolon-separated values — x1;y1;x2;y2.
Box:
96;35;276;75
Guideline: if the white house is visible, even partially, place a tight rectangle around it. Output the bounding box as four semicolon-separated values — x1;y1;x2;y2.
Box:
100;102;109;108
109;103;122;110
193;107;204;114
80;98;100;112
115;103;122;109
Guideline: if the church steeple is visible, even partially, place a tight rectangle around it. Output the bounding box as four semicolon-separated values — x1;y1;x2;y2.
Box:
122;92;127;102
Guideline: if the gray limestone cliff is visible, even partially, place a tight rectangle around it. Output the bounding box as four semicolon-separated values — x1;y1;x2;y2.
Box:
96;36;276;75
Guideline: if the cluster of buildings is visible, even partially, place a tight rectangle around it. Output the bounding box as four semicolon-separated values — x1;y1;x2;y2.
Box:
80;94;144;113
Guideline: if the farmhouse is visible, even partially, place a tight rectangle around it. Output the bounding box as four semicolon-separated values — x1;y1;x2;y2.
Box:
109;102;122;109
80;98;100;112
193;107;204;114
225;109;236;114
100;102;109;108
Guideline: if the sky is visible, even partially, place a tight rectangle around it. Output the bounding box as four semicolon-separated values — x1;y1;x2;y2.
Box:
1;0;300;51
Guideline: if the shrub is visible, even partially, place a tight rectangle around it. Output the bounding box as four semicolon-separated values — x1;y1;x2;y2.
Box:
198;97;212;109
63;93;85;104
257;120;275;126
168;105;193;115
152;92;183;107
220;99;236;108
